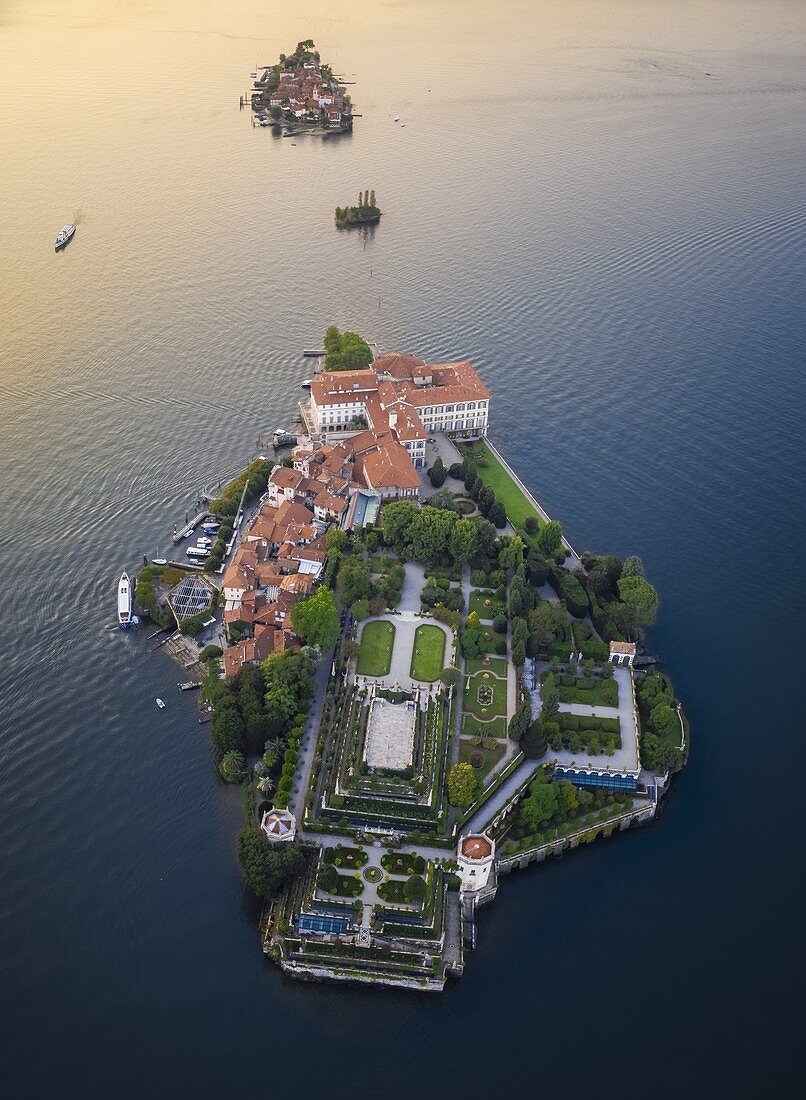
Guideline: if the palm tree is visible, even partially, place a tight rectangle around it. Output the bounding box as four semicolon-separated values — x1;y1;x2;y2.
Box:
257;775;275;796
219;750;246;784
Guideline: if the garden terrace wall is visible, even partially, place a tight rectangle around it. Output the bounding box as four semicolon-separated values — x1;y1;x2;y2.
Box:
495;800;657;874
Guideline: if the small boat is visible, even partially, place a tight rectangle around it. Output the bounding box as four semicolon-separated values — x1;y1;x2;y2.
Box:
300;379;312;389
156;698;166;709
393;116;400;122
196;536;213;548
250;72;257;78
118;572;133;629
55;224;76;252
178;681;202;692
152;557;167;566
302;349;326;357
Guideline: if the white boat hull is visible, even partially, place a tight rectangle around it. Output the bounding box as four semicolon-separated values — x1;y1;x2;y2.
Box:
118;572;133;628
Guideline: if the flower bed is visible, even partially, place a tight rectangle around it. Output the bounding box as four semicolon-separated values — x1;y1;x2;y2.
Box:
380;851;426;876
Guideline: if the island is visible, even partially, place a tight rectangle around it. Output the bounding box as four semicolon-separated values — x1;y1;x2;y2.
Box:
335;191;382;227
144;338;688;992
250;39;354;135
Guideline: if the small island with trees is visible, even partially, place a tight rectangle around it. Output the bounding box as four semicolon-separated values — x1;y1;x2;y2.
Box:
335;190;382;227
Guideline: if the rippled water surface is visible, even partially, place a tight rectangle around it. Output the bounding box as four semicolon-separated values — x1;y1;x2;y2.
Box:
1;1;805;1094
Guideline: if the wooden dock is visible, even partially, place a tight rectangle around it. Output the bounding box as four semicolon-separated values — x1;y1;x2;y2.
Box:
173;511;209;544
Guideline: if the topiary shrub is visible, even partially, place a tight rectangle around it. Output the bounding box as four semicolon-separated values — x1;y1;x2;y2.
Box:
469;749;485;769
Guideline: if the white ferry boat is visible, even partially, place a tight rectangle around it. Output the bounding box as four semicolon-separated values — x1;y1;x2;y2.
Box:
118;572;133;628
55;224;76;251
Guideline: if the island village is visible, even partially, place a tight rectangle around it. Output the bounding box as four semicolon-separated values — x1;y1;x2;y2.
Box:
249;40;354;133
138;335;687;992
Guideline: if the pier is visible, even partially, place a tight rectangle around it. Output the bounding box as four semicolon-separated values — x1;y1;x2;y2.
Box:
172;510;209;544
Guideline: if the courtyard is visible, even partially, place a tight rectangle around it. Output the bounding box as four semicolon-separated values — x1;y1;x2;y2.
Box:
363;697;417;771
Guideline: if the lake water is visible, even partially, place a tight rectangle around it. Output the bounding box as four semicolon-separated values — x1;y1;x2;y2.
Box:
1;0;805;1094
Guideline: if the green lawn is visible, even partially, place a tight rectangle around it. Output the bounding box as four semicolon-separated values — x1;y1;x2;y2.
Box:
462;714;508;740
459;737;507;780
410;624;446;682
463;671;508;720
465;656;508;679
469;590;504;621
357;620;395;676
545;671;619;708
460;439;544;531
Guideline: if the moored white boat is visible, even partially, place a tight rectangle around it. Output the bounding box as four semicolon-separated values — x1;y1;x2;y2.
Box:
156;698;166;709
55;224;76;251
118;572;133;628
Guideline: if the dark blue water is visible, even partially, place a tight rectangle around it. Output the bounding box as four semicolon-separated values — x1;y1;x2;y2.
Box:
1;1;804;1094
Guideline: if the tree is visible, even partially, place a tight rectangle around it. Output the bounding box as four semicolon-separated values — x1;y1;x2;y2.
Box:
291;586;339;650
642;733;683;773
519;778;558;831
498;535;525;572
512;617;529;650
429;456;446;487
219;750;246;783
264;681;298;735
269;105;282;120
521;719;547;759
650;702;678;739
427;486;457;511
464;468;478;493
541;673;560;719
618;574;659;626
529;601;567;646
477;486;495;516
440;666;461;689
524;516;539;535
381;499;418;548
472;516;498;558
323;325;373;372
508;697;532;741
408;507;457;564
403;874;426;904
622;555;645;578
212;706;244;753
537;520;563;556
237;827;308;897
324;528;348;553
555;779;579;816
256;774;275;796
447;762;480;807
337;556;373;606
449;517;477;564
489;501;507;528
